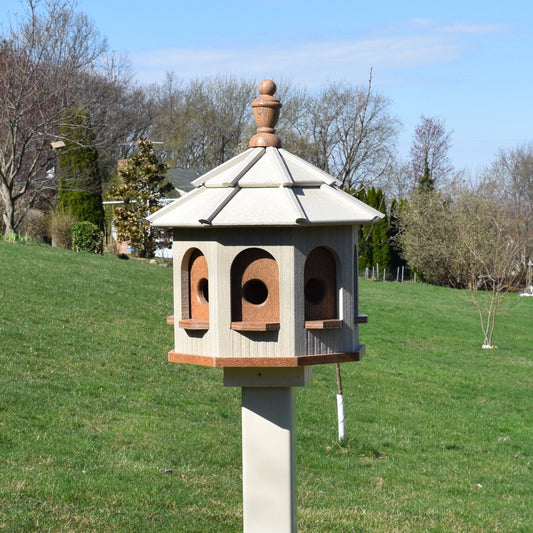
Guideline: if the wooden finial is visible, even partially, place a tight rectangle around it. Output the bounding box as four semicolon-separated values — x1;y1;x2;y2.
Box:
249;79;282;148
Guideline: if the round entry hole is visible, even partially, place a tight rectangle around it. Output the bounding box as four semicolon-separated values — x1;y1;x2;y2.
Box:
197;278;209;303
305;278;326;304
243;279;268;305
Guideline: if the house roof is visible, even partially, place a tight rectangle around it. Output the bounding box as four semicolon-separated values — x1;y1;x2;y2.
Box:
166;168;205;194
148;80;383;228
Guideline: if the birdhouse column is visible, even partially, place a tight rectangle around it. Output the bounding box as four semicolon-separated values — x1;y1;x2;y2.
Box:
225;366;312;533
242;386;296;532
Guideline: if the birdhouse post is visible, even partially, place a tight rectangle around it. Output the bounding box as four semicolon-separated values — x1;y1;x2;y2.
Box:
148;80;382;533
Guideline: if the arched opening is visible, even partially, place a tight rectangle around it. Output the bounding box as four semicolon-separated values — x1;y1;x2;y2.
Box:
304;246;341;329
230;248;280;331
179;248;209;330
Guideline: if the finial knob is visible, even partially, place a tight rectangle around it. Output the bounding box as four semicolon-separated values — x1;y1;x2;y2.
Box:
249;79;282;148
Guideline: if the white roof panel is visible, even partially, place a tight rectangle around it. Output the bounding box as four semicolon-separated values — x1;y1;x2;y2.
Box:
148;146;383;228
280;149;339;186
210;187;305;226
295;186;382;224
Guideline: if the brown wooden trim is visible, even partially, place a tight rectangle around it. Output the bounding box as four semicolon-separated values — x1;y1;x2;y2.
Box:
178;318;209;330
168;351;214;366
305;319;343;330
168;346;365;368
167;315;174;325
354;314;369;324
231;321;280;332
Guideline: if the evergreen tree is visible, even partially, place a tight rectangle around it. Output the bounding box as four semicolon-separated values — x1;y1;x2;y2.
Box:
388;198;407;272
418;155;435;191
349;186;391;275
360;188;372;270
370;187;390;271
109;139;173;258
57;108;105;229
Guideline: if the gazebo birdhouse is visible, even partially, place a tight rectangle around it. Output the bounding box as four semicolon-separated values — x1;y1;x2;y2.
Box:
148;79;382;532
149;79;382;371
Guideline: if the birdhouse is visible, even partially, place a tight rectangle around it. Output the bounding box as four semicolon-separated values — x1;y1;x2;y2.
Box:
148;79;382;372
148;79;384;532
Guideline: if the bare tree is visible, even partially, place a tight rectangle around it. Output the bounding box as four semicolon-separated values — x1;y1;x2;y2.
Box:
454;191;521;348
0;0;107;236
479;144;533;281
149;73;399;193
294;72;400;189
77;62;155;173
408;115;455;191
0;0;149;237
150;74;256;169
397;185;522;347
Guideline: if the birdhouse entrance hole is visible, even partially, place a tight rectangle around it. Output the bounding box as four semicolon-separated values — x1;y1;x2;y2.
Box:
197;277;209;304
243;278;269;305
304;278;327;305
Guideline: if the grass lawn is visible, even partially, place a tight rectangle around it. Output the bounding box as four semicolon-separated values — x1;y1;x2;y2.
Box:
0;241;531;532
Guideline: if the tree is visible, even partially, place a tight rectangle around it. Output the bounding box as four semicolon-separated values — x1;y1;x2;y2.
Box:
0;0;108;237
479;144;533;282
396;186;522;347
0;0;151;238
387;198;407;273
149;73;399;193
295;72;399;190
454;192;521;348
408;115;455;191
57;108;105;229
350;187;391;274
109;139;173;258
150;74;256;169
396;190;458;285
73;63;156;183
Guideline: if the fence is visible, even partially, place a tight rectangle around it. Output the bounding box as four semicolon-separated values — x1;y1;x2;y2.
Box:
362;264;417;283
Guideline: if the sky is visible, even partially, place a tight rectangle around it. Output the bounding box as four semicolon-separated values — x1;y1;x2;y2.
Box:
2;0;533;175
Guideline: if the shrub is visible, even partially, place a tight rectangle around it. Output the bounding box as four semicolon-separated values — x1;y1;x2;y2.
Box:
48;210;77;249
18;208;48;242
71;221;103;254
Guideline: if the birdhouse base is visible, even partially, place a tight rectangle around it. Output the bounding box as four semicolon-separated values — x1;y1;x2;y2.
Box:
167;346;365;368
224;366;313;388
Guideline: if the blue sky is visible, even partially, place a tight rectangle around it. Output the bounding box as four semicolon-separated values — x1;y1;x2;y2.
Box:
2;0;532;175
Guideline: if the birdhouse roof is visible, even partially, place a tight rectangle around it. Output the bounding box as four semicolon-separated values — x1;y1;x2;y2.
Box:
148;80;383;228
148;146;382;227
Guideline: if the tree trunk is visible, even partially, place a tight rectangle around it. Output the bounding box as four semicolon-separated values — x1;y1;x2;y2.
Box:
0;184;16;238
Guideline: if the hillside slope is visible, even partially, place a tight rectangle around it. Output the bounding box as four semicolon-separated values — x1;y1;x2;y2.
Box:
0;242;531;532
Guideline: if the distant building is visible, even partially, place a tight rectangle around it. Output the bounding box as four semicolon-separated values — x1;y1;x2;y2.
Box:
107;168;206;258
166;168;206;195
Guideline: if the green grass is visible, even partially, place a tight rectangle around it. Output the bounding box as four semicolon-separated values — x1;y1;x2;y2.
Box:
1;241;531;532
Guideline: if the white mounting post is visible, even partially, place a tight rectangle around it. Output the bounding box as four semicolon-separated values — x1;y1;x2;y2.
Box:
224;367;313;533
242;387;296;532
